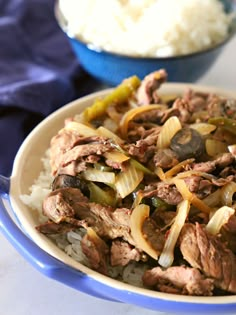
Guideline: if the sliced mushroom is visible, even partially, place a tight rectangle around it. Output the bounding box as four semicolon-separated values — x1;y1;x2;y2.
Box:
170;128;205;161
52;174;89;197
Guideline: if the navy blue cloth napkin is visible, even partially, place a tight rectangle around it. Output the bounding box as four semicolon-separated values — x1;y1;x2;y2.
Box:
0;0;100;176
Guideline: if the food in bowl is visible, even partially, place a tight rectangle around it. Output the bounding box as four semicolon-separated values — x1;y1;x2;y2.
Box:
21;69;236;296
58;0;233;57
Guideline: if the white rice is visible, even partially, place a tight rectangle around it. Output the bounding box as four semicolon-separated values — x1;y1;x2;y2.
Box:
59;0;232;57
20;150;52;221
20;151;147;285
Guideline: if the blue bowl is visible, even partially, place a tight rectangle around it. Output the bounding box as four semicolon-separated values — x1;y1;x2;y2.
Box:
55;1;236;86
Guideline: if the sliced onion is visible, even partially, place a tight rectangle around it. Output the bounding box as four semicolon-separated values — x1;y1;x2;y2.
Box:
103;117;118;133
104;151;130;163
154;166;166;181
130;158;153;175
205;206;235;235
205;139;228;157
115;162;143;198
203;189;222;207
221;182;236;206
86;227;108;250
158;199;190;268
132;191;144;209
97;126;124;144
130;204;158;259
82;167;115;184
63;121;98;137
174;179;212;214
157;116;182;149
174;170;216;181
119;104;167;138
228;144;236;157
164;159;195;179
88;182;116;207
190;123;216;135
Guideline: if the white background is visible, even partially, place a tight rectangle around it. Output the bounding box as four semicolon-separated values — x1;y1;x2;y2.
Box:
0;34;236;315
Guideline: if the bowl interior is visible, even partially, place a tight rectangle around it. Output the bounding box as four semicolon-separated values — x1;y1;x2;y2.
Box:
9;84;236;306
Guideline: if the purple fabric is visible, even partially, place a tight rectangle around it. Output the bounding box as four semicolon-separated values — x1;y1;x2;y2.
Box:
0;0;97;176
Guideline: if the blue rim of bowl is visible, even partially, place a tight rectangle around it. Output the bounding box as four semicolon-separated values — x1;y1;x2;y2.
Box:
55;2;236;61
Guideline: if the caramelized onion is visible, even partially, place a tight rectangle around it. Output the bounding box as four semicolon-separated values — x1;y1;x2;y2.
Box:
205;139;228;157
206;206;235;235
64;121;98;137
82;168;115;184
119;104;166;138
190;123;216;135
115;162;143;198
221;182;236;206
174;179;211;214
164;158;195;179
159;200;190;268
130;204;158;260
157;116;182;149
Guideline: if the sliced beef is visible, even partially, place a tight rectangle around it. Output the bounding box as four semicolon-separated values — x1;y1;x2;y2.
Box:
142;217;166;253
142;172;225;206
153;148;179;169
142;182;182;205
207;96;225;118
36;221;74;234
151;209;176;227
88;204;133;244
132;108;167;124
179;223;236;293
60;140;113;168
42;187;89;224
220;215;236;253
81;229;109;275
136;69;167;105
50;129;113;175
50;130;83;175
183;176;213;198
143;266;214;296
127;125;161;143
192;152;234;173
223;98;236;118
127;143;156;164
183;89;208;113
58;155;100;176
172;98;191;123
126;126;160;163
110;240;142;266
211;175;235;186
42;187;134;245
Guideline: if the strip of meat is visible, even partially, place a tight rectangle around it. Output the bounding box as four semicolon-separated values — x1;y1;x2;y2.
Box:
110;240;142;266
50;130;83;175
42;187;89;223
143;265;214;296
192;152;234;173
42;187;134;244
179;223;236;293
142;183;182;205
60;140;113;168
36;221;74;234
135;69;167;105
81;229;109;275
153;149;179;169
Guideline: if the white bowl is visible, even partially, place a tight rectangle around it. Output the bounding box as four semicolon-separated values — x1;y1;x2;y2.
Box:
1;84;236;314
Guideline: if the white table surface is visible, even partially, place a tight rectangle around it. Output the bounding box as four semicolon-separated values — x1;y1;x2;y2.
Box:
1;35;236;315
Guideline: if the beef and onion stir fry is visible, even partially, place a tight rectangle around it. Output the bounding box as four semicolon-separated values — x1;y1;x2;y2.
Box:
37;69;236;296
